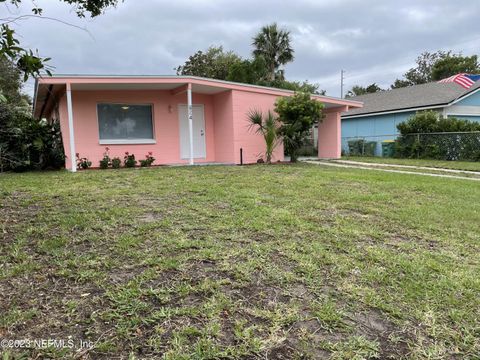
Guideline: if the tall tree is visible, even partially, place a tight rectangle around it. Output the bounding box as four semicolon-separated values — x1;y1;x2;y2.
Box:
0;57;27;106
0;0;120;80
176;46;242;80
177;46;324;94
391;51;449;88
226;56;269;84
262;79;324;95
431;55;479;81
252;23;294;82
346;83;383;97
391;51;480;89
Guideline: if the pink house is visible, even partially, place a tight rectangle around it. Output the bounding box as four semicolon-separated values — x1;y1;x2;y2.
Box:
33;75;362;171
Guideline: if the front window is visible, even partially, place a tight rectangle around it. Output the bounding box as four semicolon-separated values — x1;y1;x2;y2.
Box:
97;103;154;144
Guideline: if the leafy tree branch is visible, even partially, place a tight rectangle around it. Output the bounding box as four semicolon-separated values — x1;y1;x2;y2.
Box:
0;0;119;80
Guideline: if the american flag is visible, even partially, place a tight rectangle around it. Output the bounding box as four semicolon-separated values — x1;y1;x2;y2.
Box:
438;73;480;89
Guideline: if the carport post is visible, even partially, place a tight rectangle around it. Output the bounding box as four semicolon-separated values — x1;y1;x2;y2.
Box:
66;83;76;172
318;107;347;159
187;83;194;165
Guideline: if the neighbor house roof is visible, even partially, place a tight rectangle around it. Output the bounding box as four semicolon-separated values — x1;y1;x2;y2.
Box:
33;74;363;119
343;80;480;118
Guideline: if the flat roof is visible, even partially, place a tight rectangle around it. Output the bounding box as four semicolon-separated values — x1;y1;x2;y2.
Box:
34;74;363;118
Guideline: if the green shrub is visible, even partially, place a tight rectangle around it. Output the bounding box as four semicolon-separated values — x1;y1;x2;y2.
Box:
139;152;155;167
111;157;121;169
76;154;92;170
99;147;111;169
275;92;324;162
397;111;480;134
0;103;65;172
396;111;480;161
123;152;137;168
99;158;109;169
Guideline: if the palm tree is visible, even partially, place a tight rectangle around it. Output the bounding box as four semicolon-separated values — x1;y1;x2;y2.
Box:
252;23;294;82
247;109;279;163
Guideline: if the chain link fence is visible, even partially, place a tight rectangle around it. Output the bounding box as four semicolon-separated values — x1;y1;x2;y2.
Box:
342;132;480;161
342;134;397;157
297;127;318;157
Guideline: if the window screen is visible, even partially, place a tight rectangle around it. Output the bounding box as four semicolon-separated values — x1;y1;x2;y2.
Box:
97;104;153;140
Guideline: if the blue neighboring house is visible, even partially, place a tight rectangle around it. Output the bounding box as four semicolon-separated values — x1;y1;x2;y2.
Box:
340;74;480;156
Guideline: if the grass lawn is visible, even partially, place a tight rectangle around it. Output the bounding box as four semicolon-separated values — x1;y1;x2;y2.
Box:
341;156;480;172
1;164;479;359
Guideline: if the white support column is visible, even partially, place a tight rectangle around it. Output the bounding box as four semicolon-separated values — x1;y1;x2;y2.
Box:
66;83;77;172
187;83;194;165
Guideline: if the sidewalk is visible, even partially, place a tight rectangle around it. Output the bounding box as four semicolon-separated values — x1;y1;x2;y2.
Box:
333;159;480;175
304;160;480;182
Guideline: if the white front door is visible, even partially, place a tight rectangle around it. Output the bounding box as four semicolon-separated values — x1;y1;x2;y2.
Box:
178;105;206;159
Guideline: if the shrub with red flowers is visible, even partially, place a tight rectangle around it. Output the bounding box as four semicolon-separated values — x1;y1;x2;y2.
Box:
123;152;137;168
139;152;155;167
76;153;92;170
99;147;111;169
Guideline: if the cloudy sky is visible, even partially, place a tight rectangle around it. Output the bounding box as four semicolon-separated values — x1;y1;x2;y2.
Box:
6;0;480;97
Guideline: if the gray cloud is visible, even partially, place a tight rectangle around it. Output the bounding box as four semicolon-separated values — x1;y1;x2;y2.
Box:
10;0;480;96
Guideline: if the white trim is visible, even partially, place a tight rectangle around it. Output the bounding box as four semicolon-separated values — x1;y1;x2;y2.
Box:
342;104;445;119
445;105;480;116
66;87;76;172
35;74;363;107
99;139;156;145
450;86;480;105
445;114;480;117
96;102;155;144
187;85;194;165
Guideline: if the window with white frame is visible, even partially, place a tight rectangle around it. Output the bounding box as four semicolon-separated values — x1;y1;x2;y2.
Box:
97;103;154;143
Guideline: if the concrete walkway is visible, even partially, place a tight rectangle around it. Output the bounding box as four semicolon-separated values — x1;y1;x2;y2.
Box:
304;160;480;182
333;159;480;176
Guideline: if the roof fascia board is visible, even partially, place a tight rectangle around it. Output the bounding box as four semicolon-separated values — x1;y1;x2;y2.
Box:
35;75;363;108
342;104;446;119
450;86;480;106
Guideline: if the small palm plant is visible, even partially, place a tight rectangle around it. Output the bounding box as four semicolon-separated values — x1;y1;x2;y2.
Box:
247;109;279;163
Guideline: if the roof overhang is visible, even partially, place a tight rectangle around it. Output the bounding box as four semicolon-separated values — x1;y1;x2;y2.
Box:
342;103;448;119
33;75;363;119
341;81;480;120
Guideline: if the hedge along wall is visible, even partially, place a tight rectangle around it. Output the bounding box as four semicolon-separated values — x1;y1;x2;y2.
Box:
395;111;480;161
396;132;480;161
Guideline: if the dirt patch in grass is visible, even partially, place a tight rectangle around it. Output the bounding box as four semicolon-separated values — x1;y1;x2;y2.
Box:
1;275;105;345
138;211;163;223
351;310;412;358
386;233;439;251
0;247;419;359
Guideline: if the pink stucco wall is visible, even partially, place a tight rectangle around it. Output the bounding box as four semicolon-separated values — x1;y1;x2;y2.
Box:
63;89;217;169
36;77;363;169
231;90;284;164
212;90;235;163
318;110;342;159
54;86;353;169
62;88;287;168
